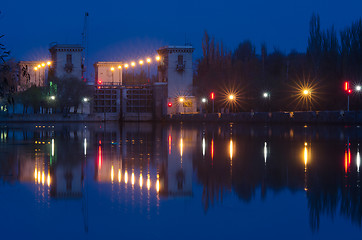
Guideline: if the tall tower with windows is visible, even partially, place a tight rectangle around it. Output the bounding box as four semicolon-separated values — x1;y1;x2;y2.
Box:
157;45;196;114
49;44;84;80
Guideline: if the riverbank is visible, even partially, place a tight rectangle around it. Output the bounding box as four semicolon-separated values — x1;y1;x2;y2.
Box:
168;110;362;124
1;110;361;124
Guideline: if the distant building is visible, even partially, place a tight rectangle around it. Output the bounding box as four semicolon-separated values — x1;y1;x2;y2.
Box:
49;44;84;80
94;62;123;85
18;61;51;90
157;46;196;114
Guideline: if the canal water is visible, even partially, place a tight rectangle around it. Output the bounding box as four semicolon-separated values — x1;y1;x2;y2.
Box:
0;122;361;239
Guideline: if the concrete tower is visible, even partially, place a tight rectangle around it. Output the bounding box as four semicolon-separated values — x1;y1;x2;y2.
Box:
49;44;84;80
157;46;196;114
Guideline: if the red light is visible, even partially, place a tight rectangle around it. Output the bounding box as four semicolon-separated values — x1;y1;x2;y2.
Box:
210;92;215;100
98;80;102;85
348;89;352;94
168;102;172;107
344;81;349;91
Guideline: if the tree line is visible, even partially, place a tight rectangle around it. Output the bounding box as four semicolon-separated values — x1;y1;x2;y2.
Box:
194;14;362;112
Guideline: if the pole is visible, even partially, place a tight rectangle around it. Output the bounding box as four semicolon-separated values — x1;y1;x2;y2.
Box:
148;64;150;83
212;99;214;113
347;95;350;111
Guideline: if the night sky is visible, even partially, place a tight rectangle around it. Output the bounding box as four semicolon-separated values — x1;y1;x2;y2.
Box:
2;0;362;66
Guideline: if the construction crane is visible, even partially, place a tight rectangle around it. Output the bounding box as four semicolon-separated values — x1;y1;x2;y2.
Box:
81;12;89;82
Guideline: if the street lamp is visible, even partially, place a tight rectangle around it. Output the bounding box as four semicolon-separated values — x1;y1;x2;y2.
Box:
356;85;361;92
50;96;55;100
146;58;151;83
263;92;271;111
228;94;235;112
155;56;161;82
110;67;115;84
210;92;215;113
302;89;311;111
118;65;122;85
131;62;136;84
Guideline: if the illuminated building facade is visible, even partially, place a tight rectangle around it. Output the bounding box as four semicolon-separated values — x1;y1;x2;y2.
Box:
157;46;196;114
94;62;123;85
49;44;84;80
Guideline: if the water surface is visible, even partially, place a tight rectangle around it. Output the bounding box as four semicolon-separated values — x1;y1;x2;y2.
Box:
0;122;361;239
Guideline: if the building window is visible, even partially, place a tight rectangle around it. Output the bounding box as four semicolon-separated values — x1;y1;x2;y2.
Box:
178;55;183;65
66;54;72;64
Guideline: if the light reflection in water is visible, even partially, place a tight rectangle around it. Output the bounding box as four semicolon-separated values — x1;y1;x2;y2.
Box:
304;142;308;170
229;139;233;161
357;146;361;172
139;173;143;189
156;174;160;193
125;171;128;184
147;174;151;191
264;142;267;164
202;137;206;157
111;165;114;183
51;139;54;157
131;172;135;186
84;138;87;156
118;169;121;183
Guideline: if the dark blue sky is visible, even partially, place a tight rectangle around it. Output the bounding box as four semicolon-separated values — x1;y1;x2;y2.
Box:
2;0;362;65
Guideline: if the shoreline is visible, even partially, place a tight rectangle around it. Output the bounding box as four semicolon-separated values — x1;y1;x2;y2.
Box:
0;110;361;124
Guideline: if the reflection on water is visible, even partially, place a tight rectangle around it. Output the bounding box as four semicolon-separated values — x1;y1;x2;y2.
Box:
0;123;362;238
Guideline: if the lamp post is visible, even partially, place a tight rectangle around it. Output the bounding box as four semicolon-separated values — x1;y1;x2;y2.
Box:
228;94;235;113
156;55;160;82
263;92;270;111
210;92;215;113
118;65;122;85
131;62;136;84
139;60;144;82
37;64;41;85
124;63;129;85
344;81;352;111
201;98;207;113
110;67;115;84
146;58;151;83
34;67;38;86
303;89;311;111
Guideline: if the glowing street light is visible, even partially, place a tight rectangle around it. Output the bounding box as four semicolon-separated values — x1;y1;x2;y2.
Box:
155;56;160;61
139;60;144;65
356;85;361;92
131;62;136;84
303;89;309;95
146;58;151;82
179;97;185;103
41;63;45;67
47;61;51;66
201;98;207;103
229;94;234;100
83;97;89;102
110;67;115;83
263;92;270;98
117;65;122;85
50;96;55;100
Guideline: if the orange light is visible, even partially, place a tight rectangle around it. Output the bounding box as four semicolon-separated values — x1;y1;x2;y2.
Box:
211;139;214;163
98;146;102;169
168;135;172;155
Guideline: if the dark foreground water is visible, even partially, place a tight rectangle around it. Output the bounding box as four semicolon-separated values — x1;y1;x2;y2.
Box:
0;122;362;239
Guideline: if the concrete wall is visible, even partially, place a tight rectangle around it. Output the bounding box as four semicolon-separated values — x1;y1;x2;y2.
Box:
94;62;123;85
